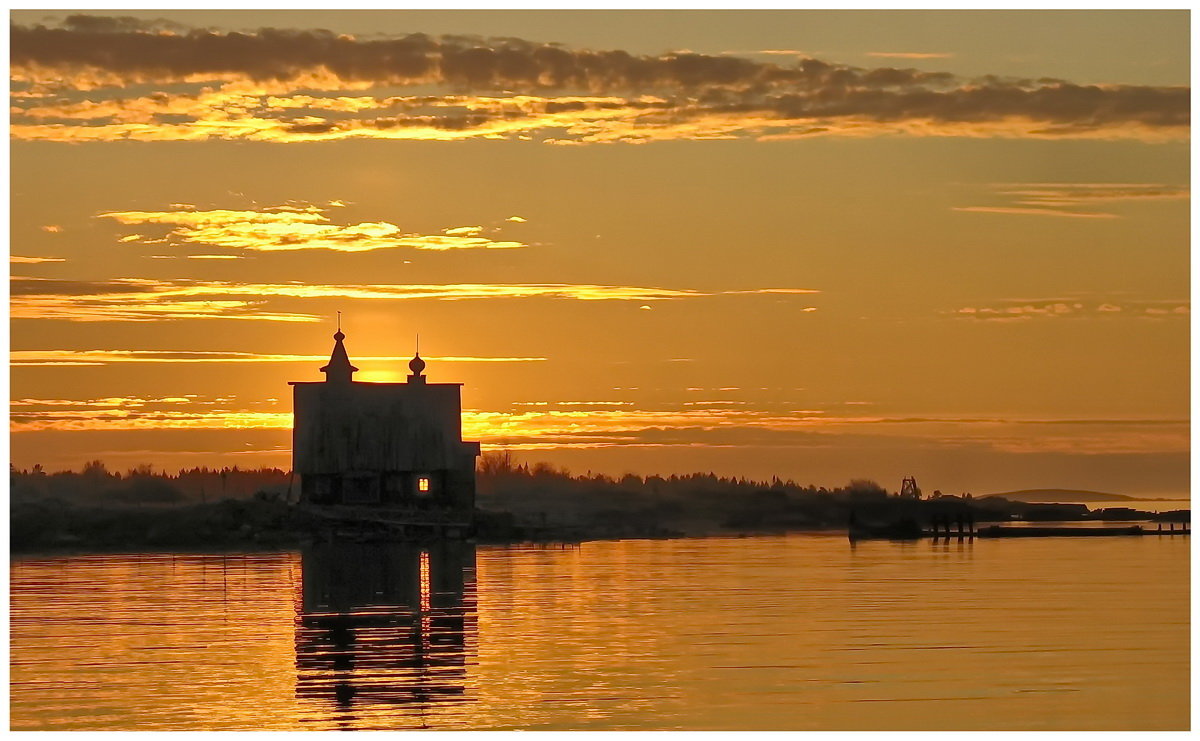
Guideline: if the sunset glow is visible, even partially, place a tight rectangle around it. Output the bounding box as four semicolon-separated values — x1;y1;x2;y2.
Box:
9;10;1189;497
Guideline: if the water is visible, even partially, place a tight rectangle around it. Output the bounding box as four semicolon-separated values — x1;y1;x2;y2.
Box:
10;535;1189;730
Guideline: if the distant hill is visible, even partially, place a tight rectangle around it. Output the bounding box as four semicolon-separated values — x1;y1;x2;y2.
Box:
987;489;1135;503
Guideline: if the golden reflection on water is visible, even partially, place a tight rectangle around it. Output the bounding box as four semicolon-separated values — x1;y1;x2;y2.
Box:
10;535;1189;730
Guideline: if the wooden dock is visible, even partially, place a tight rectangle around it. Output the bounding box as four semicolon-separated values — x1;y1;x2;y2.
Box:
973;525;1189;538
853;523;1190;541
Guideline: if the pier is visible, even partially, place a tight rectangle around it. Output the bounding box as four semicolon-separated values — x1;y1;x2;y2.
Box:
852;519;1190;541
973;524;1190;539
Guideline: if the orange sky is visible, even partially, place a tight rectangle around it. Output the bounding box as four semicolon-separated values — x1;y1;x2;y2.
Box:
9;10;1190;496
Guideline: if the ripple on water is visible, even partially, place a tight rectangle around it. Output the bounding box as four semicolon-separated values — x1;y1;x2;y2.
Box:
10;535;1190;730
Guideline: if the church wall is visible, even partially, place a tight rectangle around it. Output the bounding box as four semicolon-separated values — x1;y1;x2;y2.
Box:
291;369;479;513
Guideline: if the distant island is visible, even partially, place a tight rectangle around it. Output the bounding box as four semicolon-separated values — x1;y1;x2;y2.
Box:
986;489;1137;503
8;458;1191;553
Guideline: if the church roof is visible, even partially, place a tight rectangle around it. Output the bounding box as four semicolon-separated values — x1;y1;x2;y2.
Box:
319;329;359;380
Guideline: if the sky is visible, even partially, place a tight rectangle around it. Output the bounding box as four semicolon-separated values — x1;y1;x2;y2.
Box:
8;10;1191;496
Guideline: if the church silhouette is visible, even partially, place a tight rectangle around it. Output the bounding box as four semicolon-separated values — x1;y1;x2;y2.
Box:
289;328;480;515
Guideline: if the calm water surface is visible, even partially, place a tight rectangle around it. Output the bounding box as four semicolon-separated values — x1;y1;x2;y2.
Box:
10;534;1189;730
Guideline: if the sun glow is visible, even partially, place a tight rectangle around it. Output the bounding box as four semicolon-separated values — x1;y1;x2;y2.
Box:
354;369;403;383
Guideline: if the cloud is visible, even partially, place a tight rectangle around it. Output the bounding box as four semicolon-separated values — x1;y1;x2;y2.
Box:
955;182;1189;218
10;89;1187;146
8;21;953;91
12;277;160;296
723;288;820;296
998;183;1191;204
9;18;1189;144
98;203;526;253
11;255;65;263
11;277;318;322
442;225;483;237
10;394;1187;456
57;14;196;35
11;349;546;365
951;206;1118;219
866;52;953;60
11;276;820;322
10;408;292;432
736;49;812;56
511;401;634;407
13;395;197;407
952;298;1189;321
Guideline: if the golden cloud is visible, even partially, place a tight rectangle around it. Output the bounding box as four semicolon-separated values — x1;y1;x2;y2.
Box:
10;395;1188;456
11;276;819;322
98;204;526;253
11;349;546;365
952;298;1190;321
8;20;1189;144
11;99;1189;145
11;255;66;263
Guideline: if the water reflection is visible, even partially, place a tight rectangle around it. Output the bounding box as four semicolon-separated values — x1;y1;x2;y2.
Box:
10;536;1189;731
295;543;477;727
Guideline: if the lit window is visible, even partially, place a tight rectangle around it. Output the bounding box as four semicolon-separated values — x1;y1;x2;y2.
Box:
417;476;431;494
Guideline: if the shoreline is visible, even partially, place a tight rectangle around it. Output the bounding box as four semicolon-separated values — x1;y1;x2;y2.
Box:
13;519;1193;560
12;494;1190;558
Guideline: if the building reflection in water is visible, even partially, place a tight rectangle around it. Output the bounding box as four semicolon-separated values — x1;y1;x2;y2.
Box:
295;542;477;727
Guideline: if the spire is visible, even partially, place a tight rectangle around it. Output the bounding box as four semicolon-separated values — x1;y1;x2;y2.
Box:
320;322;358;383
408;331;426;384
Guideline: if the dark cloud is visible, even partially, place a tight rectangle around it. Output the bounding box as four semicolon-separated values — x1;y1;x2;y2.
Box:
9;15;1189;141
59;14;195;35
0;16;1092;95
752;84;1188;128
10;277;155;296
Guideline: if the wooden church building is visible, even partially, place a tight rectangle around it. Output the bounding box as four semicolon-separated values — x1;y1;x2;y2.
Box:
289;329;480;514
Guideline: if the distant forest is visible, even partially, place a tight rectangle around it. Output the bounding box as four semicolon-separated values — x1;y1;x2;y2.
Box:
10;452;1184;550
10;451;999;537
473;451;987;535
11;451;942;510
10;461;293;506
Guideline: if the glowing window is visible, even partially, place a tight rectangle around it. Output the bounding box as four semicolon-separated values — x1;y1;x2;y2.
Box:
417;476;431;494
